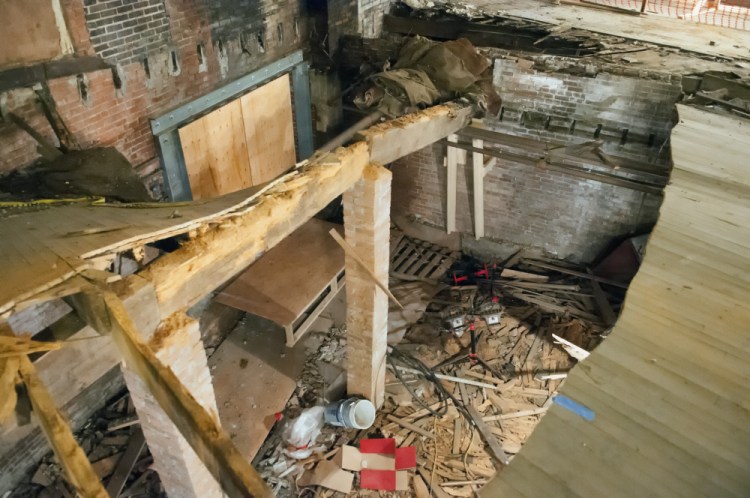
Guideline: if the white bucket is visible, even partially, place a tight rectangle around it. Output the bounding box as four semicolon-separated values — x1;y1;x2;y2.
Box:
323;398;376;429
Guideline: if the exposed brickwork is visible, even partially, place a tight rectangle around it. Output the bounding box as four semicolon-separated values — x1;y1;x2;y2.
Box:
359;0;391;38
328;0;391;53
328;0;359;52
84;0;173;64
392;56;680;262
1;0;307;198
492;58;682;165
393;141;662;262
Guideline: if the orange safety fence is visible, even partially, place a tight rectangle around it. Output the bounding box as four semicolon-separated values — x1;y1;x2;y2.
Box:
586;0;750;30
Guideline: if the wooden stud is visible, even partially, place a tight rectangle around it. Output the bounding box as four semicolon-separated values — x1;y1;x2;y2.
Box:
446;134;458;234
472;138;485;240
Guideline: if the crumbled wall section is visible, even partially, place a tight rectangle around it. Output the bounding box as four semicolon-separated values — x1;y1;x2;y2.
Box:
493;58;682;164
84;0;173;64
392;58;681;262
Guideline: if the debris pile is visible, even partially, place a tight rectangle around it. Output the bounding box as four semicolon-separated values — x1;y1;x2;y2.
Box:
8;393;160;498
353;36;501;117
253;232;620;496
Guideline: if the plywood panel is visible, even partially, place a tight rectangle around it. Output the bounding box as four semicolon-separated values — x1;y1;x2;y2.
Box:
179;99;253;200
481;105;750;497
209;317;306;461
240;74;296;185
216;219;344;327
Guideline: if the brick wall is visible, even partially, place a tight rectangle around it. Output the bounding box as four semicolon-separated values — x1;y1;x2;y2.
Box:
328;0;391;53
492;58;682;164
359;0;391;38
0;0;308;197
328;0;359;52
84;0;172;64
393;57;682;263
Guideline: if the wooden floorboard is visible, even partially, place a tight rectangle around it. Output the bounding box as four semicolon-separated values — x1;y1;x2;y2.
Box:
481;106;750;497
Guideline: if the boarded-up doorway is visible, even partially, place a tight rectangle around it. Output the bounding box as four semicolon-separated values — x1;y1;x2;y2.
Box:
178;74;296;199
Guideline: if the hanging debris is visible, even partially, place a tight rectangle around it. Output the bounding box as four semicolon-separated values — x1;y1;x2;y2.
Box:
354;36;501;117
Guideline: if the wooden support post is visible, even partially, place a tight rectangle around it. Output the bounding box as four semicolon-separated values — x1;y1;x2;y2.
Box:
121;312;224;498
73;289;273;497
446;134;458;233
343;164;392;408
472;138;485;240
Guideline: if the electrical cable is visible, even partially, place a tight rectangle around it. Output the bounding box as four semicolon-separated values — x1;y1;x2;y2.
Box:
386;346;474;424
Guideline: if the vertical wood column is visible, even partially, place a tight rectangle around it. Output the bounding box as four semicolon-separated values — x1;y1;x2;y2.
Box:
472;138;485;240
343;164;392;408
123;312;223;498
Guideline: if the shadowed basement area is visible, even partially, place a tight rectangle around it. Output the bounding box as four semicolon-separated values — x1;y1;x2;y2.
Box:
0;0;748;497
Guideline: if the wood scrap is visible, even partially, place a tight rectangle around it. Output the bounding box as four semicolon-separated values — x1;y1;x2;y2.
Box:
465;406;510;465
329;228;404;309
385;414;436;439
105;429;146;497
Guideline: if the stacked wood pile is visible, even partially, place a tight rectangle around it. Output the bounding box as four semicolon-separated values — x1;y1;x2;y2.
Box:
8;393;161;498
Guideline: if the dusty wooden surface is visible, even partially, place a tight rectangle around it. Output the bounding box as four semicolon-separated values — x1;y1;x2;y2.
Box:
481;106;750;496
216;219;344;327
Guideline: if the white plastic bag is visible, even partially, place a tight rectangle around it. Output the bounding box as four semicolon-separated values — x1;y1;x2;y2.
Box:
282;406;325;459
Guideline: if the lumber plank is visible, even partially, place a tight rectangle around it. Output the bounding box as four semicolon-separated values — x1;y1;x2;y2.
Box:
329;228;404;310
472;138;485;239
446;134;458;233
466;406;510;465
105;428;146;497
179;98;253;199
215;219;345;331
17;355;108;498
522;260;627;288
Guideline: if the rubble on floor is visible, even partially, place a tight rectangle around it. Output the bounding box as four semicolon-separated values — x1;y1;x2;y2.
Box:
7;392;163;498
254;232;621;496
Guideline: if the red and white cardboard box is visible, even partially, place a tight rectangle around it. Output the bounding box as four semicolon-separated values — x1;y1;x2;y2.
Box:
336;438;417;491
